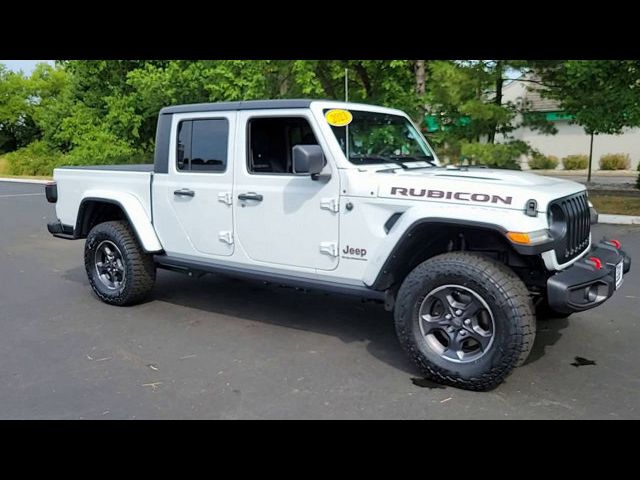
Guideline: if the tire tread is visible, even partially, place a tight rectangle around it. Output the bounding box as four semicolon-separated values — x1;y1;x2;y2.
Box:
394;252;536;391
84;220;156;306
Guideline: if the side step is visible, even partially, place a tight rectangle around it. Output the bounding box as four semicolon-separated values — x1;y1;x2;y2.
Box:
154;255;385;301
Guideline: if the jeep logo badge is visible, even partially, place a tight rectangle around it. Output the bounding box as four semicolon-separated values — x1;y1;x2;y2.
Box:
342;245;367;260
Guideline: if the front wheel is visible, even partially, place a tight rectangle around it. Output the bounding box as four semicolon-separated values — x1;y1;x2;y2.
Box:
84;220;156;306
394;252;536;391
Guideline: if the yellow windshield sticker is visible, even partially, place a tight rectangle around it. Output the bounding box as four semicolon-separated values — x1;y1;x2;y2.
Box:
325;109;353;127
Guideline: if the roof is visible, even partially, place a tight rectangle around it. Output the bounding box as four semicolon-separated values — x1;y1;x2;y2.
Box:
521;86;560;112
160;99;318;115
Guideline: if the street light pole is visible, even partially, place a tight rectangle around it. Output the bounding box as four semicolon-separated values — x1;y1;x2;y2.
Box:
587;131;594;184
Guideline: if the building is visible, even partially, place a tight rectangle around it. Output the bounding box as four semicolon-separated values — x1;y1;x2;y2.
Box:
498;79;640;170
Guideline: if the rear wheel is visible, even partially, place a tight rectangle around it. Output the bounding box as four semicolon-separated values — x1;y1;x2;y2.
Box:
84;221;156;306
394;252;536;391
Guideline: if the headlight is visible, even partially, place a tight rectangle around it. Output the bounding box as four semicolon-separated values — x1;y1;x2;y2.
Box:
547;203;567;238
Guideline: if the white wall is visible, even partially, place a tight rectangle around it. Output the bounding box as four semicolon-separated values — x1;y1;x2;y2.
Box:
498;79;640;170
510;121;640;170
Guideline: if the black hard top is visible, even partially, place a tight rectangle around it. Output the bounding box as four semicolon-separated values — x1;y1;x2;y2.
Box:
160;99;326;115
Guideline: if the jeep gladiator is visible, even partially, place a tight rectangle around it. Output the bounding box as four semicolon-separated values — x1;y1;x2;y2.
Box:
45;99;631;390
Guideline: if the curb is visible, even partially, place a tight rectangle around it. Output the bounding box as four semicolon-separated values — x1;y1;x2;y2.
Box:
0;177;51;185
599;214;640;225
536;170;638;177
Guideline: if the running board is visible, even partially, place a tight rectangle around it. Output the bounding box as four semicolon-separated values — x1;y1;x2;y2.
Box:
154;255;385;300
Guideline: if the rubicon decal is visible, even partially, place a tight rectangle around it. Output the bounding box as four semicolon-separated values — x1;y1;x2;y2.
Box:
390;187;512;205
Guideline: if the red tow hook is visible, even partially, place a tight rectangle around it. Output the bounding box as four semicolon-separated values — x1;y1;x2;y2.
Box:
587;257;603;270
608;239;622;249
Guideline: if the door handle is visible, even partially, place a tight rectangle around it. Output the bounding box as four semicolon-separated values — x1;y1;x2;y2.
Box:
238;192;263;202
174;188;195;197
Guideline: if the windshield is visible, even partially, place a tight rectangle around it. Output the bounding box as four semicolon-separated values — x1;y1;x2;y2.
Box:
325;109;436;167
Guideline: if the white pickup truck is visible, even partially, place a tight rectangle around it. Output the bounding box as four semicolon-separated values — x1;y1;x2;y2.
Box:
45;99;631;390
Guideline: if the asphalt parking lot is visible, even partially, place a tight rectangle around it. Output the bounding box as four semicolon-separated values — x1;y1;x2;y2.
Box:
1;180;639;419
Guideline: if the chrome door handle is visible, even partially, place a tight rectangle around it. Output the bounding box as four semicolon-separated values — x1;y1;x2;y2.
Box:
174;188;195;197
238;192;263;202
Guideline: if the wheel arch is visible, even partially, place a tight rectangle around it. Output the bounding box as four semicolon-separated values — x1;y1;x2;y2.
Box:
76;196;163;253
367;218;538;291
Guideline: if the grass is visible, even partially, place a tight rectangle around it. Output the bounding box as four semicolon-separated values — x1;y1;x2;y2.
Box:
589;195;640;216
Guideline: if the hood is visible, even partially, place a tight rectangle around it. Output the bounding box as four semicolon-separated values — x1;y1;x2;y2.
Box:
374;167;586;212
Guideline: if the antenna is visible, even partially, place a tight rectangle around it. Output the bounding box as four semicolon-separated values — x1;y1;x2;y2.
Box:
344;68;348;102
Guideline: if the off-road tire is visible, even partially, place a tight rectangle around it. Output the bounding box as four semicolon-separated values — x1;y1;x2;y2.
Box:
394;252;536;391
84;221;156;306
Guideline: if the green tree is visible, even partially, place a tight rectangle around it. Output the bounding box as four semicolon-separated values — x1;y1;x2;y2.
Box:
0;66;39;152
424;60;559;167
537;60;640;181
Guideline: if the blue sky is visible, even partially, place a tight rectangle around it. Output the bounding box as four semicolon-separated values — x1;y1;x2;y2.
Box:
1;60;53;74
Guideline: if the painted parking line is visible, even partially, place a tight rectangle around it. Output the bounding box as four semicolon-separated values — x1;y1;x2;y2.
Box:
0;193;44;198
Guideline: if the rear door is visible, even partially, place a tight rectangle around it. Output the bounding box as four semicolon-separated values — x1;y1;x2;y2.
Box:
152;111;236;258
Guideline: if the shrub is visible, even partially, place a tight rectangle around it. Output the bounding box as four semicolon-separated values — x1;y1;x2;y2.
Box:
4;134;149;177
460;142;527;170
528;152;559;170
4;141;65;176
562;154;588;170
64;130;143;167
599;153;631;170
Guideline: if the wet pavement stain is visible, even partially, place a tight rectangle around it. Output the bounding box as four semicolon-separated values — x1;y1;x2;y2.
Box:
411;377;446;389
571;356;597;367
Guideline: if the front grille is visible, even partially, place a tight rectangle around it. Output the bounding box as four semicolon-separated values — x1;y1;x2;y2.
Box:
551;191;591;264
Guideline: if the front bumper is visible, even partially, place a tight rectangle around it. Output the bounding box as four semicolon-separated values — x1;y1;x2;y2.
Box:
547;239;631;314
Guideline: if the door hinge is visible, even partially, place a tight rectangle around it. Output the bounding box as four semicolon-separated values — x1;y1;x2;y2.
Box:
319;241;338;257
218;192;233;206
219;231;234;245
320;197;340;213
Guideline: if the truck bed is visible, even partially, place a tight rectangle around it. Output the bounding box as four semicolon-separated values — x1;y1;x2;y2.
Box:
53;165;154;229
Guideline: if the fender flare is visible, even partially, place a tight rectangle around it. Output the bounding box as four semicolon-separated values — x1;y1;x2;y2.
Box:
76;193;163;253
364;216;546;290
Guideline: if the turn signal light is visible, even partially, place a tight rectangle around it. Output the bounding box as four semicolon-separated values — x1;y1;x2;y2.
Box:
609;239;621;249
506;232;530;244
506;230;552;246
588;257;603;270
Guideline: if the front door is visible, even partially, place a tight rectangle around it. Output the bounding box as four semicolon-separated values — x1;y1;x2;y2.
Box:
234;111;340;271
152;112;236;258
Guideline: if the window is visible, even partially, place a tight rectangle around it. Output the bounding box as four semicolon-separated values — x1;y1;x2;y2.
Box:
177;118;229;172
247;117;318;174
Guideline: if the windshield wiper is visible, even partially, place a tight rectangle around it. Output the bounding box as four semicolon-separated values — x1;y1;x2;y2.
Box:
389;154;437;167
349;154;410;169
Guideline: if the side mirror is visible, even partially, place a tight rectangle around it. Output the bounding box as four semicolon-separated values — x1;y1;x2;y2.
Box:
292;145;325;178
